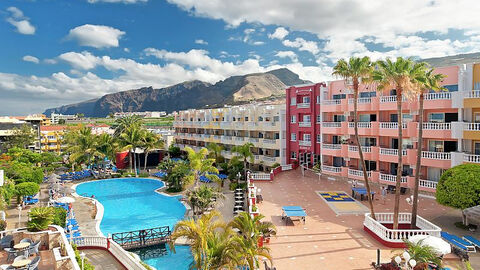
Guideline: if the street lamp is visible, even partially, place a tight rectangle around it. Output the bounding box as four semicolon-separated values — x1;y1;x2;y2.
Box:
17;205;22;228
80;252;85;270
68;225;73;244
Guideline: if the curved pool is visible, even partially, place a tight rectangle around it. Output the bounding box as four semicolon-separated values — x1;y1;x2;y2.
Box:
75;178;193;269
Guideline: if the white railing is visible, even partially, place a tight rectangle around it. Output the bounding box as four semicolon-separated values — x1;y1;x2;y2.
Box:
379;173;407;183
250;172;271;180
348;97;371;104
379;148;407;156
380;95;397;103
380;122;407;129
299;121;311;127
348;122;372;128
348;168;371;178
464;154;480;163
213;135;221;140
322;122;342;128
263;156;277;163
464;90;480;98
322;99;341;105
263;139;277;144
424;92;451;100
322;143;342;150
422;122;451;130
249;138;260;143
348;145;372;152
299;140;311;146
464;123;480;131
422;151;451;160
297;103;310;108
363;213;442;243
221;135;232;141
281;164;293;170
322;165;342;173
419;179;438;189
73;236;147;270
235;137;244;142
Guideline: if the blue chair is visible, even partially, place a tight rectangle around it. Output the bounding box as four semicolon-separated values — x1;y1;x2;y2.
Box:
67;219;78;226
463;235;480;251
441;232;476;252
0;235;13;249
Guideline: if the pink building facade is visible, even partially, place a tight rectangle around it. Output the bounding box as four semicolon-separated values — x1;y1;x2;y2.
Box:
286;63;480;193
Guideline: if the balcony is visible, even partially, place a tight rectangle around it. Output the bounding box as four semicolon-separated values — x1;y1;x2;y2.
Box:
322;143;342;150
348;121;377;136
299;121;311;127
248;137;260;143
348;145;372;152
221;135;233;143
262;156;278;163
464;122;480;140
322;122;341;128
421;151;451;168
322;121;347;135
422;122;451;130
234;137;245;143
348;122;372;129
380;122;407;129
422;151;451;160
299;140;312;147
464;154;480;164
262;138;277;145
464;90;480;98
419;179;438;190
322;99;341;105
297;103;310;109
379;148;407;156
348;168;371;180
321;99;345;112
321;165;342;174
421;122;452;139
379;173;407;184
424;92;451;100
348;97;372;104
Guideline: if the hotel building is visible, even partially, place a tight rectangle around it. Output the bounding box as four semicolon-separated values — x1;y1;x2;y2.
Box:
173;103;286;171
40;125;67;153
286;63;480;193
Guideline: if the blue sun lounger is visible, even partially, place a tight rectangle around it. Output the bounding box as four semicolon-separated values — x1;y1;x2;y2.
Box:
281;206;306;225
441;232;476;252
463;235;480;251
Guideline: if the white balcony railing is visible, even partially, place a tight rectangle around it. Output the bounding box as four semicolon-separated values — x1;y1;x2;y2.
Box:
299;140;311;146
380;122;407;129
297;103;310;108
379;173;407;183
235;137;245;142
422;151;451;160
322;99;341;105
322;143;342;150
379;95;407;103
322;122;342;128
263;139;277;145
348;145;372;152
348;168;371;178
464;154;480;163
348;97;371;104
419;179;438;189
348;122;372;128
262;156;277;163
422;122;451;130
464;90;480;98
248;137;260;143
424;92;451;100
321;165;342;173
464;123;480;131
379;148;407;156
299;121;311;127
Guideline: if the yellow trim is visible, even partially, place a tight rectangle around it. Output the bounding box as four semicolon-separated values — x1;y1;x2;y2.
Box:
464;98;480;108
464;131;480;140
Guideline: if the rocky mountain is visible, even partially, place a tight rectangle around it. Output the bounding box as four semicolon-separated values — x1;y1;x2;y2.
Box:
44;68;310;117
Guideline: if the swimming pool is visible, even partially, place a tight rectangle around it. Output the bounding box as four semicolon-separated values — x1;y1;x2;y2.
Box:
75;178;193;269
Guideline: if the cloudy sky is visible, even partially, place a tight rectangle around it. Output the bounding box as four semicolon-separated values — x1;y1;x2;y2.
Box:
1;0;480;115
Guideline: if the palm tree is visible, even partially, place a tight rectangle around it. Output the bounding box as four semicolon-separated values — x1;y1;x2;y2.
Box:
186;185;225;217
141;132;164;171
119;126;144;176
232;143;254;182
65;126;101;170
114;115;143;137
332;56;376;219
410;68;446;226
185;146;219;186
96;133;119;172
373;57;419;229
207;142;224;165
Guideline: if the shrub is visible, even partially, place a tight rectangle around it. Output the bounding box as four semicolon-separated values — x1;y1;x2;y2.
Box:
52;207;67;228
15;182;39;203
27;207;54;232
0;220;6;231
436;164;480;209
271;163;281;168
138;172;149;177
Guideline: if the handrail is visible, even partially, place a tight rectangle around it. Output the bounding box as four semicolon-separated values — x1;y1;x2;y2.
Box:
464;153;480;163
422;151;451;160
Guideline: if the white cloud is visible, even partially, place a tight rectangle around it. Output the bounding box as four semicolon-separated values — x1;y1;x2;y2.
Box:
195;39;208;45
275;51;298;62
22;55;39;64
87;0;147;3
6;7;35;35
44;59;58;64
252;41;265;45
66;24;125;48
268;27;289;40
282;38;319;55
124;48;130;52
58;51;100;70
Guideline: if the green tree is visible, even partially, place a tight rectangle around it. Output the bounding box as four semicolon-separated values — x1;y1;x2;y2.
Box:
64;126;101;170
332;56;376;220
410;67;446;226
373;57;420;229
400;240;442;267
436;164;480;209
141;132;164;170
185;146;219;187
27;207;54;232
231;143;254;182
96;133;119;163
114;115;143;137
119;126;144;176
168;145;181;158
165;162;193;192
186;185;224;217
15;182;40;203
5;124;36;150
207;143;224;164
58;119;66;124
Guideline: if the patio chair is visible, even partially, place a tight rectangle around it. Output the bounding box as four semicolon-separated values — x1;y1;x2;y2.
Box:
0;265;15;270
4;248;18;262
20;239;33;244
463;235;480;251
14;255;27;262
0;235;13;249
27;256;40;270
27;241;41;257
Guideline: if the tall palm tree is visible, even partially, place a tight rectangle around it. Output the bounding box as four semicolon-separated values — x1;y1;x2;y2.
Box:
141;132;164;171
185;146;219;186
332;56;376;219
186;184;225;217
65;126;101;170
119;126;144;176
410;68;446;226
373;57;419;229
114;115;143;137
232;143;254;182
96;133;119;170
207;142;224;165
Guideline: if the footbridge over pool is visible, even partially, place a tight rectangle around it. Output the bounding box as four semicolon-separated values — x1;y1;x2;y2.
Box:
111;226;171;250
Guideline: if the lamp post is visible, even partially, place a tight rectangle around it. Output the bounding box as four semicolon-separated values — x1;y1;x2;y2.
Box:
80;252;85;270
17;205;22;228
68;225;73;244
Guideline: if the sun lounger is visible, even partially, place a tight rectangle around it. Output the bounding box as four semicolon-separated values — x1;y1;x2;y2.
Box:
282;206;304;211
281;206;306;225
463;235;480;251
441;232;476;252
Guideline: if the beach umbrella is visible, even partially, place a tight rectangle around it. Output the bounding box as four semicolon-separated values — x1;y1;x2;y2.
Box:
56;197;76;204
408;235;451;256
60;187;75;195
50;183;62;191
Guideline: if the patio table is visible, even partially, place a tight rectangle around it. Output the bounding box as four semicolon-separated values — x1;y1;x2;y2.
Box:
11;259;31;268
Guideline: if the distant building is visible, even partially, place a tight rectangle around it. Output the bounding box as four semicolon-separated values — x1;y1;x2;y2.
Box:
114;111;167;119
40;125;67;153
0;117;32;152
51;113;77;124
86;124;114;135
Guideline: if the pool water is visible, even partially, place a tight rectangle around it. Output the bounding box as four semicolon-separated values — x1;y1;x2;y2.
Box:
75;178;193;269
132;244;193;270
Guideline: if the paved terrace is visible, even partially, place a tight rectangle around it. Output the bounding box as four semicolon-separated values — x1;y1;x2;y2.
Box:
255;169;474;270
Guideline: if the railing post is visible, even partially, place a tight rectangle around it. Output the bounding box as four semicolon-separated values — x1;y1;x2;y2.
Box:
107;234;111;249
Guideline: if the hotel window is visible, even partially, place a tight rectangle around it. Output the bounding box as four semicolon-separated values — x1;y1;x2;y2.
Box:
316;96;320;104
474;113;480;123
291;115;296;123
291;133;297;141
475;142;480;155
316;115;321;123
428;140;444;152
303;115;311;123
302;96;310;104
290;97;297;105
428;113;444;123
291;151;297;159
316;134;321;143
47;136;55;140
245;116;249;121
303;133;311;142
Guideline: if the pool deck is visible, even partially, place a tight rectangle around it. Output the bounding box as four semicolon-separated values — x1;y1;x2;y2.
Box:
255;169;472;270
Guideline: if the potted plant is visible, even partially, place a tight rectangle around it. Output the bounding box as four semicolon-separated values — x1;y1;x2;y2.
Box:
259;221;277;244
27;207;54;232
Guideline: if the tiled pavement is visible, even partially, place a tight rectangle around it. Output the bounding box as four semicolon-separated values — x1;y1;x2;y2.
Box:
255;169;467;270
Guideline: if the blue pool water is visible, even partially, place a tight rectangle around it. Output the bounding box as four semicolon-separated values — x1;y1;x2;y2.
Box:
75;178;193;269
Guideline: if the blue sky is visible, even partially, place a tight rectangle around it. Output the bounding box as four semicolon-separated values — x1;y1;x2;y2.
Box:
0;0;479;115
